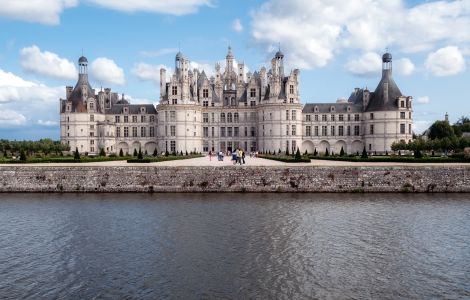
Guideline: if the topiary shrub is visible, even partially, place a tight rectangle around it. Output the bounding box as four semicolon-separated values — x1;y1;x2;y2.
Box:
340;147;345;157
325;148;329;157
74;147;80;160
99;148;106;157
295;148;301;161
313;148;318;156
119;148;124;157
138;148;143;160
133;148;138;157
153;148;158;157
19;150;27;161
361;146;368;159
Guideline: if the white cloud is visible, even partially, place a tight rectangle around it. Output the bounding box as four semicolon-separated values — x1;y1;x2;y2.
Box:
0;109;27;126
87;0;212;15
416;96;430;105
90;57;125;85
20;45;77;80
232;18;243;32
425;46;466;76
140;48;179;57
37;120;58;126
345;52;382;77
394;58;415;76
0;0;77;25
132;63;169;83
251;0;470;69
413;120;433;134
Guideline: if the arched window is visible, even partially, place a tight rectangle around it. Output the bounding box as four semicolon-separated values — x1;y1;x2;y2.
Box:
234;113;239;123
220;113;226;123
224;97;229;106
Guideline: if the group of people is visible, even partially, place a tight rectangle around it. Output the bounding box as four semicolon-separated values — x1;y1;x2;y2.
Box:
208;149;247;165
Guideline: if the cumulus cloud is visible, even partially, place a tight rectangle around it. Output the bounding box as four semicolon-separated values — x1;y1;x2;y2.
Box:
87;0;212;15
0;109;27;126
232;19;243;32
416;96;430;105
90;57;125;85
37;120;58;126
0;0;77;25
140;48;179;57
394;58;415;76
345;52;382;77
132;63;169;83
251;0;470;69
425;46;466;76
20;45;77;80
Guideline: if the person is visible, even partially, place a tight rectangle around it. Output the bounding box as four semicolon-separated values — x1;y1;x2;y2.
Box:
242;150;245;164
209;150;212;161
232;151;237;164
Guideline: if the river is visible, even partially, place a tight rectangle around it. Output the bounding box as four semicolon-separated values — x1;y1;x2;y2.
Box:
0;193;469;299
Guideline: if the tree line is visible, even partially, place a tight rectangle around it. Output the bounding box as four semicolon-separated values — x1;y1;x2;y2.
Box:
0;139;70;156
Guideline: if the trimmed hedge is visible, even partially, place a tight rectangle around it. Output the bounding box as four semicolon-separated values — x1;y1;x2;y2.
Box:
3;156;132;164
309;155;469;163
259;154;311;163
127;154;203;163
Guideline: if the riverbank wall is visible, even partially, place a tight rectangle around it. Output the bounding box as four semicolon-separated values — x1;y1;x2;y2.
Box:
0;166;469;192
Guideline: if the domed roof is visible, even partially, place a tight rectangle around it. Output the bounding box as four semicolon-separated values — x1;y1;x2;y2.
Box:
78;56;88;64
382;52;392;63
275;50;284;59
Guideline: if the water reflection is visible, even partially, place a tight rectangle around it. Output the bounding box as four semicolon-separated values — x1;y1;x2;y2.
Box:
0;193;469;299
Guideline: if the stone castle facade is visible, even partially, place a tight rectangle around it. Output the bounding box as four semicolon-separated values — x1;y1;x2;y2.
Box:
60;48;413;155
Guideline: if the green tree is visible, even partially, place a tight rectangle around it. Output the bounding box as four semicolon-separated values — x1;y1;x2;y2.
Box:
313;148;318;156
429;120;455;140
19;150;27;161
74;147;80;160
285;147;290;156
138;148;143;160
295;148;301;160
339;146;345;157
119;148;124;157
414;149;423;159
361;146;368;159
133;148;138;157
99;148;106;156
153;148;158;157
324;148;329;157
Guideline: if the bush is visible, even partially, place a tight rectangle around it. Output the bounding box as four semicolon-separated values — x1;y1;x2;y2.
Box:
133;148;138;157
153;148;158;157
19;150;27;161
324;148;329;157
361;146;368;159
119;148;124;157
259;154;310;163
74;147;80;160
99;148;106;156
313;148;318;156
414;149;423;159
295;148;302;161
340;147;345;157
137;148;143;160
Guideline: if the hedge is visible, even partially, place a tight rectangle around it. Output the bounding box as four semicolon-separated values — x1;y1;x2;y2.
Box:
258;155;311;163
309;155;469;163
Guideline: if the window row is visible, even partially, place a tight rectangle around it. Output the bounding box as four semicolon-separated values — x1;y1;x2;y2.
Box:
114;115;155;123
305;114;361;122
305;125;361;137
116;127;155;138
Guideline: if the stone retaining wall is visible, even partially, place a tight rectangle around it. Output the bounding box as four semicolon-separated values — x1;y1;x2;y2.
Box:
0;166;469;193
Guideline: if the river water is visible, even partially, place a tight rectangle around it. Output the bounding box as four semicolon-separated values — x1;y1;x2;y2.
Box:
0;193;469;299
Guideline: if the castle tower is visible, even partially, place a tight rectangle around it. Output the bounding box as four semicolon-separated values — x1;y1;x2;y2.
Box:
275;48;284;78
226;46;234;72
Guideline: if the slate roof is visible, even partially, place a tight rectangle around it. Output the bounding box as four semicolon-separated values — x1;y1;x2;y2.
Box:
67;74;97;113
302;102;363;114
366;69;403;112
106;104;157;114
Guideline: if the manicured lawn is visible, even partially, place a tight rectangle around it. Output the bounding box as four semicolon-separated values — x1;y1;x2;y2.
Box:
258;154;311;163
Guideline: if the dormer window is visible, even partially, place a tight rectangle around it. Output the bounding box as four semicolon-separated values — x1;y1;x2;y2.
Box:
330;106;335;112
203;89;209;98
172;86;177;95
124;107;128;114
141;107;146;114
347;106;351;112
314;106;319;112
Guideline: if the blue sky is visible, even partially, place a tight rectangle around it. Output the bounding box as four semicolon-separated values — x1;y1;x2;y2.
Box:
0;0;469;139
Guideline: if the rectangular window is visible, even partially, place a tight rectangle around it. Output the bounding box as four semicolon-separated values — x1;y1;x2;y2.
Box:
220;113;226;123
370;113;374;120
400;124;406;134
348;114;351;121
211;113;215;123
115;116;120;123
354;114;360;121
170;111;176;122
315;115;319;122
322;126;327;136
400;112;406;119
370;124;374;135
132;127;137;137
203;127;209;137
401;101;405;108
124;127;129;137
203;89;209;98
227;113;233;123
314;126;319;136
141;127;146;137
170;125;176;136
292;125;296;136
227;127;233;137
292;110;297;121
221;127;226;137
172;86;177;95
289;85;294;94
354;125;360;136
250;127;256;137
244;127;247;137
170;141;176;153
149;115;155;122
250;88;256;97
339;114;344;121
250;101;256;107
250;112;256;122
306;126;311;136
149;127;155;137
322;115;327;122
347;126;351;136
203;101;208;107
141;115;146;123
338;125;344;136
306;115;311;122
116;127;121;137
90;132;94;137
331;115;335;122
90;115;94;122
286;125;290;136
203;113;209;123
132;116;137;123
331;126;335;136
234;113;239;123
286;110;290;121
234;127;239;137
211;127;214;137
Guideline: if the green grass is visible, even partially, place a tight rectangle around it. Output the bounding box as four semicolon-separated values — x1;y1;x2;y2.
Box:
258;154;311;163
0;154;203;164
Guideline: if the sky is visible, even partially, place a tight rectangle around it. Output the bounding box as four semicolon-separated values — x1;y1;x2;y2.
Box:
0;0;469;140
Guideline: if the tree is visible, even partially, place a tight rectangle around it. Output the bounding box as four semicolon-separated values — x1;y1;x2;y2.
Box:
429;120;455;140
138;148;143;160
99;148;106;156
19;150;27;161
295;148;301;160
133;148;138;157
119;148;124;157
324;148;329;157
361;146;368;159
153;148;158;157
165;150;169;157
340;147;345;157
304;149;308;156
74;147;80;160
286;147;290;156
145;150;148;156
185;150;188;156
414;149;423;159
180;150;183;156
